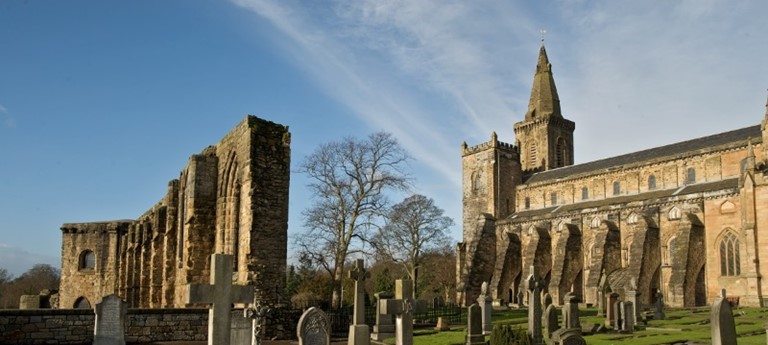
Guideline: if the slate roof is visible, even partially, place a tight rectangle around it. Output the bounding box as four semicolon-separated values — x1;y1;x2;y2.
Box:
508;178;739;219
525;125;761;184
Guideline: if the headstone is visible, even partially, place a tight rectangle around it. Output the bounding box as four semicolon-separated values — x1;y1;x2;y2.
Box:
612;300;622;331
596;290;604;317
562;293;580;331
543;304;559;342
94;294;127;345
380;279;427;345
19;295;41;309
527;266;545;345
186;254;254;345
710;289;737;345
605;292;619;328
626;278;641;320
297;307;330;345
517;290;525;308
348;259;371;345
551;328;586;345
621;301;635;333
435;317;450;331
231;311;253;345
371;291;395;341
543;293;553;309
465;304;485;345
245;301;272;345
477;281;492;334
654;290;665;320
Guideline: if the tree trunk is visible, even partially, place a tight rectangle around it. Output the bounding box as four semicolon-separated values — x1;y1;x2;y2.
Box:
332;264;344;308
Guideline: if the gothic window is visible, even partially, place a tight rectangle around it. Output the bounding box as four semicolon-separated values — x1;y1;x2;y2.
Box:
525;197;531;210
720;200;736;214
590;216;602;229
528;225;536;235
529;143;538;167
686;167;696;184
668;206;682;220
74;297;91;309
613;181;620;195
581;187;589;200
550;192;558;206
78;250;95;271
555;137;568;167
720;231;741;276
627;213;639;224
648;175;657;190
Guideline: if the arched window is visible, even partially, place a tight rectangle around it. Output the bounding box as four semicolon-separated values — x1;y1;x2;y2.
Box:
555;137;568;167
627;213;639;224
720;231;741;276
581;187;589;200
74;297;91;309
668;207;682;220
720;200;736;214
550;192;558;206
529;143;538;167
524;197;531;210
648;175;657;190
613;181;620;196
79;250;95;271
590;217;602;229
471;172;481;192
686;167;696;184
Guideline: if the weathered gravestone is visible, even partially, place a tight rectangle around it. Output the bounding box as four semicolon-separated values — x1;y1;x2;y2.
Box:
380;279;427;345
654;290;665;320
625;278;641;321
186;254;254;345
710;289;737;345
94;294;127;345
527;266;545;345
517;289;525;308
543;303;559;343
562;293;580;331
231;311;253;345
551;328;586;345
371;291;395;341
465;304;485;345
620;301;634;333
348;259;370;345
605;292;619;328
478;281;492;334
297;307;330;345
612;300;622;331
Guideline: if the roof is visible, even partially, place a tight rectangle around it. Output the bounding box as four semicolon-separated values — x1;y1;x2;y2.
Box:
508;178;739;219
525;125;761;184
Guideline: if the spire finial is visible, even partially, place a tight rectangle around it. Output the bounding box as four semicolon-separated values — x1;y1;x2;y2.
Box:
540;29;547;44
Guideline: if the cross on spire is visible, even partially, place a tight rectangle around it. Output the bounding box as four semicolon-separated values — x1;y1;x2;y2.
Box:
540;29;547;43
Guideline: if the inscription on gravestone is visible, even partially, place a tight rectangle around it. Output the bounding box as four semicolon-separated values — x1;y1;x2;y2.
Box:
94;294;127;345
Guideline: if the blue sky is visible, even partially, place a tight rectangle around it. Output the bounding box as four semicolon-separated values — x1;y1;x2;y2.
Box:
1;0;767;276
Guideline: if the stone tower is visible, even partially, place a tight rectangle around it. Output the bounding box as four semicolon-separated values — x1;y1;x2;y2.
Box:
514;44;575;172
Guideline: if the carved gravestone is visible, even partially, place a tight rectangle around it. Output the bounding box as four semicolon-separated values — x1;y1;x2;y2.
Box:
710;289;737;345
297;307;330;345
543;304;559;343
94;294;127;345
348;259;371;345
562;293;580;331
527;266;545;345
477;281;492;334
654;290;665;320
621;301;634;333
380;279;427;345
465;304;485;345
372;291;395;340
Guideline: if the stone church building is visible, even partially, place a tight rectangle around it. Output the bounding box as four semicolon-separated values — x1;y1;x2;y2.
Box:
58;116;290;309
457;45;768;308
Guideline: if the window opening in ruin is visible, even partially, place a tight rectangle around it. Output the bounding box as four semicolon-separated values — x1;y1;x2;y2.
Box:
79;250;95;271
550;192;557;206
686;167;696;184
720;231;741;276
74;296;91;309
648;175;657;190
555;137;568;167
581;187;588;200
525;197;530;209
529;143;537;167
590;217;601;228
668;207;682;220
613;181;620;195
627;213;639;224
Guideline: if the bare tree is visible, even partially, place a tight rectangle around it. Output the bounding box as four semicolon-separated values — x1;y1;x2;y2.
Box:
296;132;410;308
372;194;454;296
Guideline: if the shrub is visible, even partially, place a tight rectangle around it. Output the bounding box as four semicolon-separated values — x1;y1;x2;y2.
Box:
489;324;531;345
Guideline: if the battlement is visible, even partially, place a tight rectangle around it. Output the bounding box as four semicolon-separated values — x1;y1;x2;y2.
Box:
60;221;133;234
462;132;518;157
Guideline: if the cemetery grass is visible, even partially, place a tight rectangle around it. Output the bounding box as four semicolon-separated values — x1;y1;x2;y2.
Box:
385;307;768;345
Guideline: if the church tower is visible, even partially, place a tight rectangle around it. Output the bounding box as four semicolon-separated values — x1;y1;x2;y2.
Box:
514;44;575;172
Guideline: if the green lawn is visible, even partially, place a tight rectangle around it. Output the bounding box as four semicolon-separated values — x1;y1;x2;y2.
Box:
383;307;768;345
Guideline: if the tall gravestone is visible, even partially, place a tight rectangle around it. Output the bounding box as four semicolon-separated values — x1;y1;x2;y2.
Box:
477;281;492;334
94;294;127;345
612;300;622;331
527;266;545;345
621;301;635;333
625;278;641;321
466;304;485;345
186;254;254;345
561;292;580;331
710;289;737;345
543;303;559;343
605;292;619;328
348;259;371;345
380;279;427;345
371;291;395;340
297;307;330;345
654;290;665;320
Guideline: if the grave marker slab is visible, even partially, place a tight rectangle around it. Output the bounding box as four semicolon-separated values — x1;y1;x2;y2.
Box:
94;294;127;345
551;328;586;345
527;265;545;345
465;304;485;345
562;293;580;331
654;290;665;320
372;291;395;341
710;289;737;345
297;307;330;345
380;279;427;345
543;304;559;342
621;301;634;333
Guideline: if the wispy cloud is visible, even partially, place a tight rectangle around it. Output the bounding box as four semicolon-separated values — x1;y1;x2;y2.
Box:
0;103;15;129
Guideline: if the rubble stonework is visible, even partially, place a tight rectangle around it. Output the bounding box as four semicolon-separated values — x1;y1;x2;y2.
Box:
59;116;290;309
458;44;768;308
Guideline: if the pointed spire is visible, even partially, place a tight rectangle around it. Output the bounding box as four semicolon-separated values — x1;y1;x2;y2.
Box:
525;44;562;121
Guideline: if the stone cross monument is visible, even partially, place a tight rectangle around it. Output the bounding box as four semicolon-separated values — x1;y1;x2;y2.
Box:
348;259;370;345
381;279;427;345
527;265;545;345
186;253;254;345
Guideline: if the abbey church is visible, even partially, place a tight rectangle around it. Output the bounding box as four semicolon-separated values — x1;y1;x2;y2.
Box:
457;45;768;308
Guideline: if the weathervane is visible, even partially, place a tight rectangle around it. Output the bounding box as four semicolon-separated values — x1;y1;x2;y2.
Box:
540;29;547;43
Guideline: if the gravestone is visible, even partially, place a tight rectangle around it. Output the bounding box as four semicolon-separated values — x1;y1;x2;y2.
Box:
620;301;634;333
543;304;559;343
94;294;127;345
19;295;41;309
465;304;485;345
231;311;252;345
562;293;580;330
477;281;492;334
371;291;395;341
596;290;604;317
297;307;330;345
551;328;586;345
186;254;254;345
543;293;553;309
605;292;619;328
625;278;641;320
380;279;427;345
654;290;665;320
710;289;737;345
517;290;525;308
348;259;371;345
245;301;272;345
612;300;622;331
527;266;545;345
